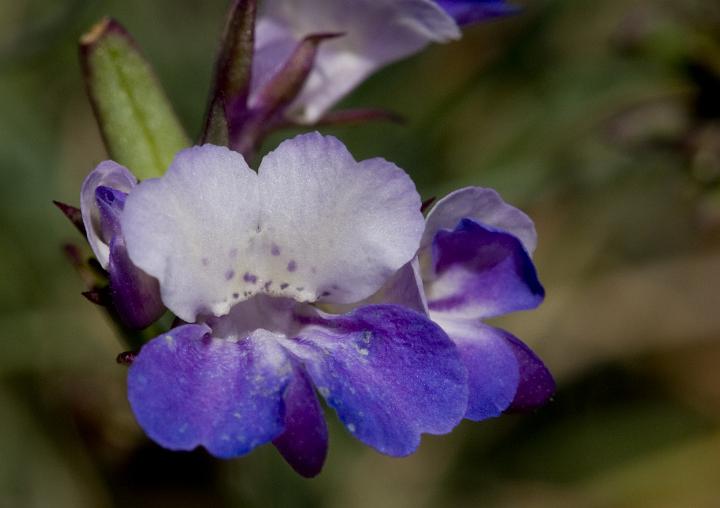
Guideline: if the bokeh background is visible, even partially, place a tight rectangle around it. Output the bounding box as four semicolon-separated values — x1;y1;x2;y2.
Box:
2;0;720;506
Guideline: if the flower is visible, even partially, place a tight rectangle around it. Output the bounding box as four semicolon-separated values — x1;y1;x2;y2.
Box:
96;132;469;477
252;0;515;124
368;187;555;419
80;161;165;329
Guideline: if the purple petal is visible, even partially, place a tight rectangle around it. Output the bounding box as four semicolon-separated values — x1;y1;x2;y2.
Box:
108;236;165;330
427;218;544;320
435;318;520;420
80;160;136;268
423;187;537;255
504;334;555;412
436;0;519;27
95;185;127;244
128;325;293;458
272;366;328;478
288;304;468;456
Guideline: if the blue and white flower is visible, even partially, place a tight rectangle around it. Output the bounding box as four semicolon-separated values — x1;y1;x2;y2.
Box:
369;187;555;419
81;132;470;477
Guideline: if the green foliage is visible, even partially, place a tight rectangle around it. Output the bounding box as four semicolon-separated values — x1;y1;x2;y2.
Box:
80;18;189;179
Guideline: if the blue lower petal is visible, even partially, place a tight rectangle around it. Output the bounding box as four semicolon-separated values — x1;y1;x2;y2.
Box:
289;304;468;457
272;366;328;478
437;318;520;420
128;324;293;458
504;334;555;412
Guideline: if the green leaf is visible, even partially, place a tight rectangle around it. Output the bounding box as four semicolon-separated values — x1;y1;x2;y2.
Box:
80;18;189;180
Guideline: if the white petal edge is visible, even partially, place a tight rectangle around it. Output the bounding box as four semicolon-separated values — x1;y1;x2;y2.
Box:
423;187;538;255
80;160;137;268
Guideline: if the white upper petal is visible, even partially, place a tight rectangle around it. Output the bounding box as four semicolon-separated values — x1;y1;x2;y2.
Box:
252;0;460;123
80;161;137;268
423;187;538;255
121;133;424;322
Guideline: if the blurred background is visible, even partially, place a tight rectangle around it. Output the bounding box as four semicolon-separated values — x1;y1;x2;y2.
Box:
2;0;720;506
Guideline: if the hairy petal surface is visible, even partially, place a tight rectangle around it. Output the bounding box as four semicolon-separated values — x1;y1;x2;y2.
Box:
122;134;424;321
287;304;468;456
423;187;537;255
128;324;293;458
434;317;519;420
80;160;136;268
272;366;328;478
253;0;460;122
427;219;544;320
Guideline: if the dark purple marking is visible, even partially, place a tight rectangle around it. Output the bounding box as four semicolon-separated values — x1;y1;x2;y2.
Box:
280;283;289;290
202;257;210;266
225;270;236;280
272;367;328;477
232;292;240;299
320;291;331;297
296;287;304;292
287;260;297;272
271;244;281;256
243;272;257;284
264;281;272;291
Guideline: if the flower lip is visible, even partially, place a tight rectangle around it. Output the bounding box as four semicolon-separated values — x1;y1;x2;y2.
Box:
127;300;468;467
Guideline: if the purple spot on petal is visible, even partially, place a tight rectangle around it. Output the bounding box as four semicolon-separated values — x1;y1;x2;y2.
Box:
264;281;273;291
225;270;235;280
296;287;304;292
232;293;240;299
202;258;210;267
243;272;257;284
280;283;289;290
271;245;281;256
320;291;331;297
287;260;297;272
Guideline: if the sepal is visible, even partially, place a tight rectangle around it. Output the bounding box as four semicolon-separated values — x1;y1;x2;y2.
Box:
80;17;189;179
